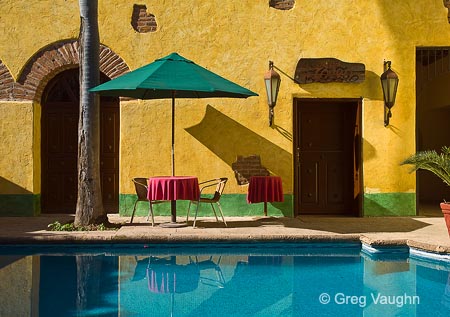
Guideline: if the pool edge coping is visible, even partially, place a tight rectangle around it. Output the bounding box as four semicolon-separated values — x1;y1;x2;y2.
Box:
1;233;450;260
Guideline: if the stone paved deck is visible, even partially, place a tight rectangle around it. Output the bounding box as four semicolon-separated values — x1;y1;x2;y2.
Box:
0;214;449;254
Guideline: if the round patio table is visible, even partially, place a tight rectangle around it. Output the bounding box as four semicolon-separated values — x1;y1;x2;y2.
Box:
147;176;200;227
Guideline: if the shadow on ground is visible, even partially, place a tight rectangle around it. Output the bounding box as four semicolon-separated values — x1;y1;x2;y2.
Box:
0;214;436;240
191;216;433;234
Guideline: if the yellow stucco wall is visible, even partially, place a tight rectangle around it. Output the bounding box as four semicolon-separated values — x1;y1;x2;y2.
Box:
0;0;80;79
1;0;450;214
100;0;450;196
0;102;35;193
0;256;37;316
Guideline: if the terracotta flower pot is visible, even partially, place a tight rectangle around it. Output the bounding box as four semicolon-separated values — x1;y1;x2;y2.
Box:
440;202;450;237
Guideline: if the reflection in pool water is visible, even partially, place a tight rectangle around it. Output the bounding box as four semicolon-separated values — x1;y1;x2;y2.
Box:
0;243;449;317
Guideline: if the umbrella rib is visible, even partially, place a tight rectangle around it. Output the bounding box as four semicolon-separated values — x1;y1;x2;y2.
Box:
142;89;153;99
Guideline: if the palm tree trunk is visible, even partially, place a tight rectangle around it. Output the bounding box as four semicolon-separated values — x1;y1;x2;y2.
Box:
76;255;103;314
76;0;106;226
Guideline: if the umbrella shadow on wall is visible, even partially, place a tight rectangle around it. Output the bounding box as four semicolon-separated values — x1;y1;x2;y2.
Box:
185;105;292;187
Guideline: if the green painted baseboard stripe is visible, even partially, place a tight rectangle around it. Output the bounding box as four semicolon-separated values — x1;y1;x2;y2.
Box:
0;194;40;216
119;193;294;218
363;193;416;216
0;192;416;217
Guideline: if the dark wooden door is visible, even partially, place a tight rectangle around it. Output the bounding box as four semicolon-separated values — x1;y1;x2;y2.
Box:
100;103;120;212
41;101;79;213
41;69;119;213
294;99;361;215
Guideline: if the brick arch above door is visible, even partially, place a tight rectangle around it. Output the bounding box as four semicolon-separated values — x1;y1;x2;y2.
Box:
0;39;130;102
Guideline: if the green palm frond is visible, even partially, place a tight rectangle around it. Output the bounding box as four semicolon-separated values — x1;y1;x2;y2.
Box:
401;146;450;187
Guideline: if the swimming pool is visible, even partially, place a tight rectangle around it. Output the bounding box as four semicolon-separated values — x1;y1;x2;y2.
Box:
0;242;449;316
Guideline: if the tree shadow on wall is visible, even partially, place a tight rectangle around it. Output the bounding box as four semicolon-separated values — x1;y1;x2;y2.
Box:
185;105;292;187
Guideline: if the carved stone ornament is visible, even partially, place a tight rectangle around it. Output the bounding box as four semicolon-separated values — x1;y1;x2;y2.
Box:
294;58;365;84
269;0;295;10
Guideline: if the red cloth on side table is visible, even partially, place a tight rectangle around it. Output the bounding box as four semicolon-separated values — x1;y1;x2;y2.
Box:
147;176;200;201
247;176;284;204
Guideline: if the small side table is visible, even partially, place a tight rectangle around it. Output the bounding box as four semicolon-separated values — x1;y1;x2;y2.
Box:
247;176;284;216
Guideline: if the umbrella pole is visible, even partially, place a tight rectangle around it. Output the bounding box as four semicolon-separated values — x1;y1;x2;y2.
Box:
166;93;187;227
171;93;177;224
162;92;186;227
171;92;175;177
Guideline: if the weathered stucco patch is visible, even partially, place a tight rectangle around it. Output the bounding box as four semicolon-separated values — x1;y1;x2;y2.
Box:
131;4;157;33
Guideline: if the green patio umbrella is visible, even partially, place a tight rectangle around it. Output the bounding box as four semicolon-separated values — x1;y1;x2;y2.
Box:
91;52;258;176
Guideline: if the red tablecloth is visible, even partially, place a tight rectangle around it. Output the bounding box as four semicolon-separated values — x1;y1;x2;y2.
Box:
147;176;200;201
147;264;199;294
247;176;284;204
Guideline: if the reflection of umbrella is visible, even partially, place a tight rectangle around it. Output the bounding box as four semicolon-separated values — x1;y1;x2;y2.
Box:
90;52;258;176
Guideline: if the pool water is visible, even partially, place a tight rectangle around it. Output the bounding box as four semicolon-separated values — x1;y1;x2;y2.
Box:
0;242;449;317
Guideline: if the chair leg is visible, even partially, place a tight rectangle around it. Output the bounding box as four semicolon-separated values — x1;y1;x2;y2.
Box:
193;202;200;228
186;201;192;222
210;203;219;221
216;201;227;227
147;201;155;227
130;200;139;223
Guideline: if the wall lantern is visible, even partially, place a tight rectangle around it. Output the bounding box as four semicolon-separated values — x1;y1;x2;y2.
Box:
264;61;281;127
380;60;399;127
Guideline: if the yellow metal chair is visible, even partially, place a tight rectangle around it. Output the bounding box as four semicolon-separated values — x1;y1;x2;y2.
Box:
186;178;228;228
131;177;165;226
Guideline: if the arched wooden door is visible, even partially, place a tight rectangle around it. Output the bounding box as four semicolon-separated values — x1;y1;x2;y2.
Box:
41;69;120;213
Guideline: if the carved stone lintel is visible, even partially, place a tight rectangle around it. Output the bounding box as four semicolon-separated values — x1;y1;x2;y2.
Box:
444;0;450;23
294;58;365;84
